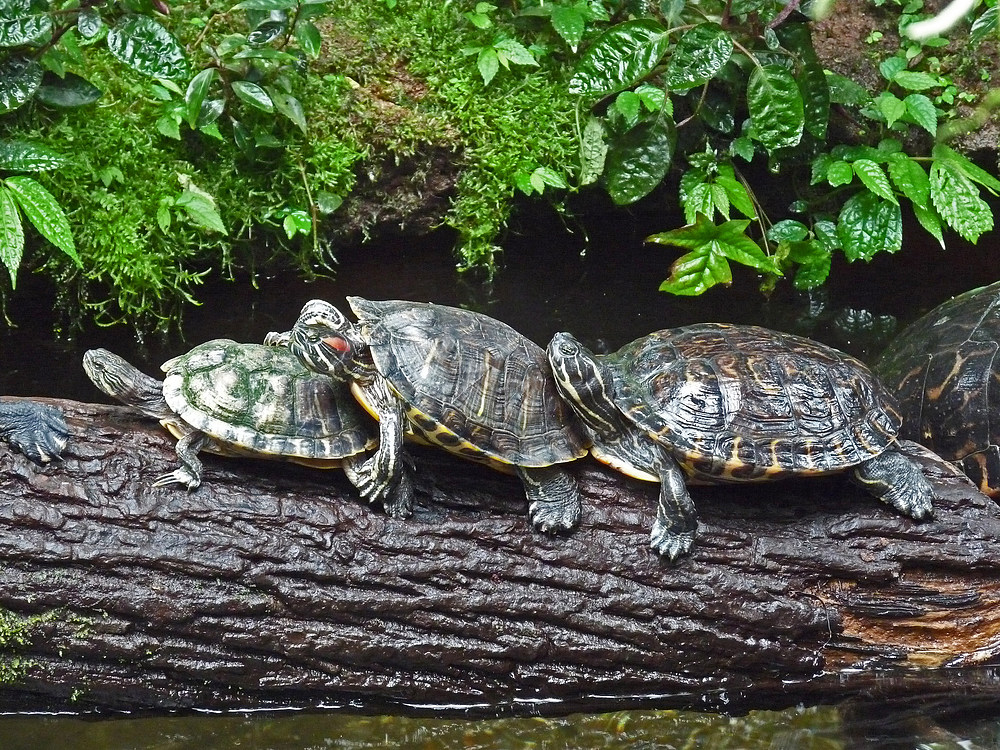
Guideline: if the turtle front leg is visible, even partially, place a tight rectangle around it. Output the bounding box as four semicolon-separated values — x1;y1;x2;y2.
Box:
518;465;581;533
650;454;698;562
853;447;934;520
0;400;69;464
153;430;210;490
353;377;411;510
342;451;413;519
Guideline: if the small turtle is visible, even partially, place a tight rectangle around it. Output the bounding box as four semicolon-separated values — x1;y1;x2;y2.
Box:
83;339;379;493
547;324;935;561
284;298;589;530
876;280;1000;497
0;399;69;463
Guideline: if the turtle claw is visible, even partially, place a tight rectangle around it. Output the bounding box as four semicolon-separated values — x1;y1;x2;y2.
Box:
650;521;695;562
0;401;70;464
152;468;200;491
528;499;580;534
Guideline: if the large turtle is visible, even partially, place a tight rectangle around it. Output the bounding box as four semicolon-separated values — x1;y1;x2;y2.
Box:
284;298;589;531
547;323;935;561
0;399;69;463
876;280;1000;498
83;339;382;496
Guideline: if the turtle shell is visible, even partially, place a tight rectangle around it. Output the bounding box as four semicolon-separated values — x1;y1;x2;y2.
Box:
349;298;588;467
607;323;901;480
876;281;1000;496
161;339;374;460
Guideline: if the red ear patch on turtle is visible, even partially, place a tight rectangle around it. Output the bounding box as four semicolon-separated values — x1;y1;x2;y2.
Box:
322;336;352;354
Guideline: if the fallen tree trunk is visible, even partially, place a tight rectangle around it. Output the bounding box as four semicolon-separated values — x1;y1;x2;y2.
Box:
1;396;1000;716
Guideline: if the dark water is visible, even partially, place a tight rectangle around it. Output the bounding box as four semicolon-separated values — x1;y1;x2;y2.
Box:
2;200;1000;747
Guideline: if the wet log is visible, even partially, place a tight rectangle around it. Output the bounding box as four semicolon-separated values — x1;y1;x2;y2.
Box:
2;396;1000;716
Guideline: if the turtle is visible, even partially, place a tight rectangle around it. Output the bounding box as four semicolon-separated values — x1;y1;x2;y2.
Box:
283;298;590;531
0;399;69;464
875;280;1000;498
546;323;935;561
82;339;383;496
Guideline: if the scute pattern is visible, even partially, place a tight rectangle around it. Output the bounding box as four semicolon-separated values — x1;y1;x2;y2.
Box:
876;280;1000;496
611;324;900;479
355;301;588;467
162;340;373;460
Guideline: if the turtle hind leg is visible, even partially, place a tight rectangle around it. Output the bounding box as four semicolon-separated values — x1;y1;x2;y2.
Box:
517;465;581;533
650;455;698;562
853;448;935;520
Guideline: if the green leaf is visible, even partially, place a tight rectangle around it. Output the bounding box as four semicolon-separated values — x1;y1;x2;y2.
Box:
477;46;499;85
879;56;906;82
903;93;937;136
716;169;756;219
282;210;311;238
568;19;669;97
533;166;567;189
892;70;938;91
315;191;342;214
294;20;322;58
658;245;733;295
837;192;902;261
826;160;853;187
247;19;286;47
613;90;640;127
604;115;676;205
635;83;665;112
825;71;871;106
185;68;216;128
876;92;906;127
35;72;102;108
853;159;897;204
0;56;41;114
681;179;713;224
767;219;809;243
493;38;536;68
787;239;831;290
730;136;754;162
269;88;307;133
106;16;189;80
970;5;997;46
551;5;586;51
650;216;780;273
77;8;102;39
665;23;732;92
932;144;1000;194
232;80;274;112
798;57;829;140
4;176;78;265
930;160;993;243
156;114;181;140
912;202;944;248
0;6;52;48
156;202;171;233
887;152;930;209
0;186;24;288
232;0;298;8
175;189;226;234
747;64;804;151
0;140;66;171
579;116;607;186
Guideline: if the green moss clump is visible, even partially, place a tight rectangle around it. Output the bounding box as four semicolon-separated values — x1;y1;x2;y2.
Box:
0;608;58;684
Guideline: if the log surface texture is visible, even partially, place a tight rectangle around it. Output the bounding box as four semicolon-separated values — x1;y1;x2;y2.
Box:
2;397;1000;715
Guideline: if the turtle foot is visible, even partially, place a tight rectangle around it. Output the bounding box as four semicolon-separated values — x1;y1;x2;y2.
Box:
528;498;580;533
650;520;695;562
0;401;69;464
152;468;201;491
382;469;414;519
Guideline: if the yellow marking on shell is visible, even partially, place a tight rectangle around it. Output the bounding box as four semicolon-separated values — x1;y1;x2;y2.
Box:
421;340;441;382
476;353;492;418
404;405;516;474
350;381;380;422
590;445;658;483
925;354;964;402
160;419;343;466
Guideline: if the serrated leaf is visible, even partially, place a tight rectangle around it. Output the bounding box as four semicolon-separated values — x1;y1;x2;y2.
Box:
0;56;41;114
294;20;322;58
658;245;733;295
35;72;102;108
0;186;24;288
77;8;102;39
853;159;897;204
4;176;78;264
107;16;188;80
604;115;676;205
551;5;586;51
826;160;853;187
893;70;938;91
879;57;907;82
814;220;839;253
912;202;944;248
579;116;607;186
930;160;993;243
716;171;756;219
970;5;998;46
682;182;713;224
876;92;906;127
156;114;181;140
903;93;937;136
825;71;871;106
787;240;831;290
665;23;733;92
494;38;537;67
932;144;1000;194
568;19;669;97
0;140;66;171
767;219;809;243
649;216;780;273
0;7;51;48
477;46;499;85
635;83;665;112
534;166;567;189
613;90;640;127
232;80;273;112
185;68;215;128
887;152;930;209
175;189;226;233
837;192;902;261
747;64;804;151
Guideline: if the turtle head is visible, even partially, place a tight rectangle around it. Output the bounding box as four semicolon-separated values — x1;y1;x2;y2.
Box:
547;333;623;436
82;348;170;420
288;299;365;381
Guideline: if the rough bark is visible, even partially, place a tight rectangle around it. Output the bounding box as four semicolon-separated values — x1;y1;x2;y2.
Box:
1;396;999;716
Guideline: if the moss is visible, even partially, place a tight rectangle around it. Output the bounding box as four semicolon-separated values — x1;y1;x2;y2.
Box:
0;608;58;684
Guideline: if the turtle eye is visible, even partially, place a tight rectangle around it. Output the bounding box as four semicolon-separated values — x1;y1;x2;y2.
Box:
322;336;351;354
559;341;578;357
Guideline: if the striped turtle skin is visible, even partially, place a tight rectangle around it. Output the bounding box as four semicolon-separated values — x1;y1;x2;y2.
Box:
285;298;589;533
84;340;374;491
548;324;934;562
876;280;1000;497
